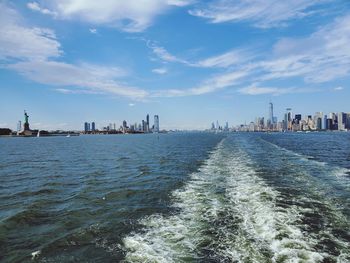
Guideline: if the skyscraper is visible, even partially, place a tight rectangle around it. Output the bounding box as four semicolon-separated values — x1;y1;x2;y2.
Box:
142;120;146;132
323;115;328;130
268;102;274;128
84;122;89;133
17;121;21;133
346;113;350;129
146;114;150;132
154;115;159;133
284;108;292;131
338;112;346;131
91;122;96;132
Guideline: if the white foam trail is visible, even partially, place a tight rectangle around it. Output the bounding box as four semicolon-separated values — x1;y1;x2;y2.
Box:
260;137;350;181
122;139;347;262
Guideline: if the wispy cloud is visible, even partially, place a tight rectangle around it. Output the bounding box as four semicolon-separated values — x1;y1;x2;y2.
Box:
8;60;148;99
148;40;251;69
194;48;253;68
148;42;190;64
1;3;149;100
27;2;57;17
152;67;168;74
152;68;250;97
55;88;103;95
0;3;61;61
89;28;97;34
189;0;328;28
27;0;193;32
238;85;296;96
334;86;344;91
259;14;350;83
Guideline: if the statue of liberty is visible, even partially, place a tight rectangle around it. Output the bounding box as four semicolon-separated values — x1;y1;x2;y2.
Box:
24;110;30;131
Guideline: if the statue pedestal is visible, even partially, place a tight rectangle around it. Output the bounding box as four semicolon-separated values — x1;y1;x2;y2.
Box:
24;123;30;131
22;130;33;136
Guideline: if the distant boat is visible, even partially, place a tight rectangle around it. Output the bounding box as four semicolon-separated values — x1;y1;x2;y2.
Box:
66;134;70;137
37;130;40;137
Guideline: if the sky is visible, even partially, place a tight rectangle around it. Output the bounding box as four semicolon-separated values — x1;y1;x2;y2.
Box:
0;0;350;130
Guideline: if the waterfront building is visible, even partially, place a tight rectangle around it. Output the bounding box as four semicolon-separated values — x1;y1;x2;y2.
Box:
346;113;350;129
327;118;333;130
323;115;328;130
17;121;21;134
284;108;292;131
146;114;150;132
142;120;146;132
268;102;274;129
84;122;89;133
255;117;264;131
329;112;336;122
295;114;302;124
314;112;322;130
273;117;277;124
316;117;322;130
224;122;229;131
338;112;346;131
277;121;284;132
249;122;255;132
154;115;160;133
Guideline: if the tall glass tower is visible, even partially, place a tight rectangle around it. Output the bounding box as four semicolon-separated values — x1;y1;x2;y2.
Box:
269;102;274;124
154;115;159;133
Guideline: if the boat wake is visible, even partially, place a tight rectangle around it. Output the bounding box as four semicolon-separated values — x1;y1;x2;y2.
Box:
122;138;348;262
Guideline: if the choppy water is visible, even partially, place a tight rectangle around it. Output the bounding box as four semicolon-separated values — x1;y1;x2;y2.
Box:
1;132;350;262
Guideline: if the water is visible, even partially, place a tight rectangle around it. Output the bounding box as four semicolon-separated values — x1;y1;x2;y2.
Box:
0;132;349;262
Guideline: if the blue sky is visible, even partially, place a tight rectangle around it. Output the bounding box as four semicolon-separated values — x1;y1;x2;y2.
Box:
0;0;349;130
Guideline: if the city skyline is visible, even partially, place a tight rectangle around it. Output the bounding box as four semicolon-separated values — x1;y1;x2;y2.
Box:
232;102;350;132
1;1;350;130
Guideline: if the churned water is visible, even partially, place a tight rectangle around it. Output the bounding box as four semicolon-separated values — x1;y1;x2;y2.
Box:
0;132;349;262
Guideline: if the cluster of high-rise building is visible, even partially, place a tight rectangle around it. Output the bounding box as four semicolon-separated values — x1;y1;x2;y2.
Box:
210;120;230;132
83;114;160;134
235;103;350;132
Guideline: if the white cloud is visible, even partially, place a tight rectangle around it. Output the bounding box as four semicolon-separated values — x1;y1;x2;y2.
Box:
148;43;190;64
152;67;168;74
148;40;251;69
30;0;193;32
8;60;148;99
194;49;252;68
153;68;249;97
0;3;61;61
238;85;295;96
189;0;327;28
334;86;344;91
55;88;103;94
89;28;97;34
259;14;350;83
27;2;57;16
128;103;135;107
1;3;148;100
